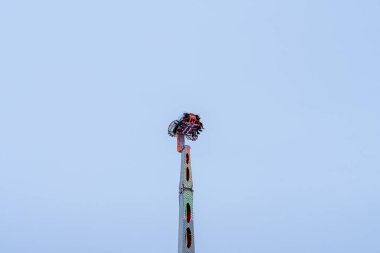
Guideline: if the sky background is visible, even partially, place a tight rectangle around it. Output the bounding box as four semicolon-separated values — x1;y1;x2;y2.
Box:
1;0;380;252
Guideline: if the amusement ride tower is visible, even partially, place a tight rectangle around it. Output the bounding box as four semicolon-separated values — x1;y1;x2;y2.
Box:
168;113;204;253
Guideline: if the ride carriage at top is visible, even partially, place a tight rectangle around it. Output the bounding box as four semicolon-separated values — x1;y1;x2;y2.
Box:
168;113;204;141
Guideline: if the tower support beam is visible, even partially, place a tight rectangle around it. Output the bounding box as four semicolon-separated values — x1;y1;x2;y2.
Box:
178;143;195;253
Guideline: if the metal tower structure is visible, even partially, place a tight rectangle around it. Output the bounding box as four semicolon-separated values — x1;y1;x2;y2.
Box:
178;135;195;253
168;113;203;253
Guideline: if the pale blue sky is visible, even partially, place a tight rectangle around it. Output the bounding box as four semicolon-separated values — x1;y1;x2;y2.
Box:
1;1;379;252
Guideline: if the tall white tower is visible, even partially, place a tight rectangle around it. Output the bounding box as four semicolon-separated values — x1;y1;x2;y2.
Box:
168;113;203;253
178;137;195;253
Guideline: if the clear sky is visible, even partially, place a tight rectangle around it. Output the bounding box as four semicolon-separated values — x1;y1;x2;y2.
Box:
1;0;379;252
